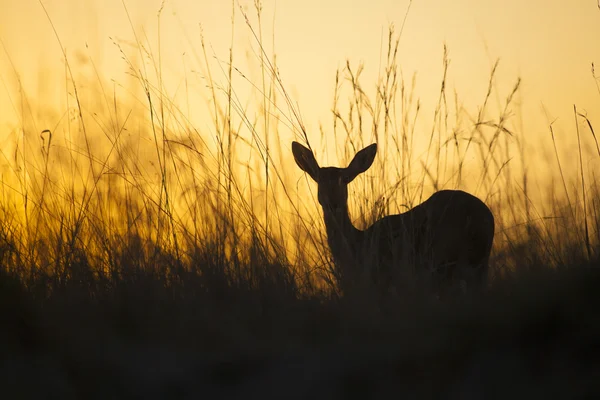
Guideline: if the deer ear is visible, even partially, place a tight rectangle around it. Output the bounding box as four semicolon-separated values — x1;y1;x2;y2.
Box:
345;143;377;182
292;141;319;181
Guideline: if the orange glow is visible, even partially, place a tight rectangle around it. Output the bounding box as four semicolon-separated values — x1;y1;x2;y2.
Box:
0;0;599;266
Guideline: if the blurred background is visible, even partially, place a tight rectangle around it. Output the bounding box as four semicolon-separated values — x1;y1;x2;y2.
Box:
0;0;599;277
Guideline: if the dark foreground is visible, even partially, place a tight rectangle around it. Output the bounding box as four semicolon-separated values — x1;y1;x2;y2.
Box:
1;261;599;400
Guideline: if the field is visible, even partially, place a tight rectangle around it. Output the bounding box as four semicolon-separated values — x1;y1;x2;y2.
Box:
1;3;599;398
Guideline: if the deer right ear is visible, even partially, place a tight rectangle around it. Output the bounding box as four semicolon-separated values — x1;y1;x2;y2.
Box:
292;141;319;181
345;143;377;182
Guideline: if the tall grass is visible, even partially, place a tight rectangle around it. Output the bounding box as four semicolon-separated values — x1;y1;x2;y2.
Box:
0;2;599;397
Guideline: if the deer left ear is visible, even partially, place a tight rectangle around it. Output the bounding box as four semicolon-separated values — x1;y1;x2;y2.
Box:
345;143;377;182
292;141;320;182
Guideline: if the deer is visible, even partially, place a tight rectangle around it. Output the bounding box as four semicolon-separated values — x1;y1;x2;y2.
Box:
292;141;495;297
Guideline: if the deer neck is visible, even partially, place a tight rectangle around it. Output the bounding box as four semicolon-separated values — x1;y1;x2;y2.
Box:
322;204;363;267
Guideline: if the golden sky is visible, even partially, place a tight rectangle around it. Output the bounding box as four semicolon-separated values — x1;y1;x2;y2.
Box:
1;0;599;179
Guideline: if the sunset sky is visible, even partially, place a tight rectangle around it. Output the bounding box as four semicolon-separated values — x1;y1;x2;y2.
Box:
1;0;599;188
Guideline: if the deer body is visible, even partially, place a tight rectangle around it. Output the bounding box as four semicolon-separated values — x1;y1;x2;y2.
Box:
292;141;495;294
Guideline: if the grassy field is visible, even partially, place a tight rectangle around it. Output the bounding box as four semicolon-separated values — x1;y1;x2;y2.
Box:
1;5;600;399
